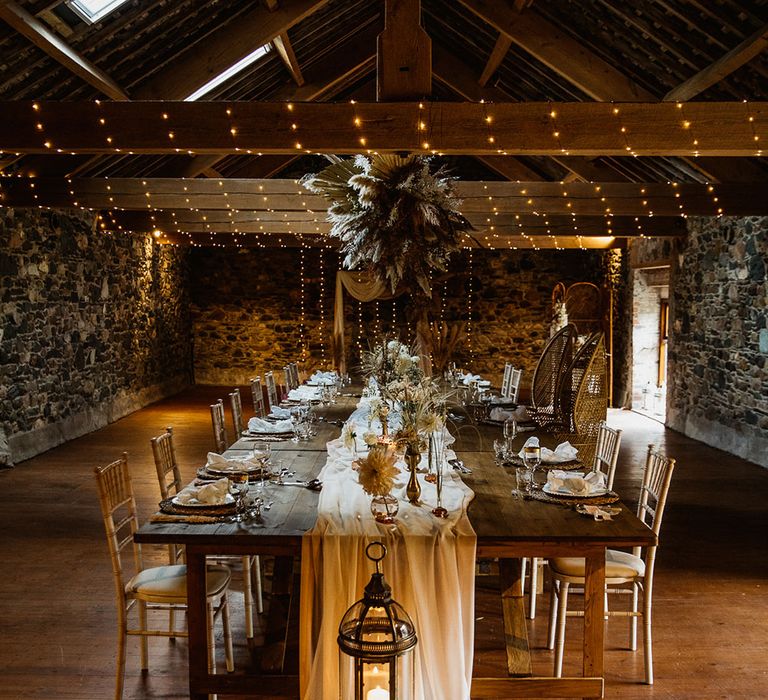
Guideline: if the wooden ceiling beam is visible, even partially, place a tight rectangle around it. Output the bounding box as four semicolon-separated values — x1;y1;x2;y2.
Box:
133;0;329;100
99;209;684;239
5;178;762;216
273;32;305;86
455;0;653;101
664;23;768;102
454;0;763;184
2;101;765;156
377;0;432;100
0;0;128;100
478;34;512;87
150;231;619;249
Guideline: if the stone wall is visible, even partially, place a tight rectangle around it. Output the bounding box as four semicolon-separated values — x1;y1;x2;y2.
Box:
189;247;609;391
664;216;768;467
0;209;192;464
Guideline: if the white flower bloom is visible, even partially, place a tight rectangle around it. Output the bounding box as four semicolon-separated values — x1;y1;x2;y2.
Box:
363;431;378;446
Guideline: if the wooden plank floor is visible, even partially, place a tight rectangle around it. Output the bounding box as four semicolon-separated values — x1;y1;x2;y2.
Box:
0;386;766;699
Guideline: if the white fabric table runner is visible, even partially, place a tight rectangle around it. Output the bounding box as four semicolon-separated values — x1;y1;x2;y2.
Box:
300;400;477;699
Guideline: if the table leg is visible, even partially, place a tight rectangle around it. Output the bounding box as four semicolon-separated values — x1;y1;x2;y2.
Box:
498;559;532;677
583;548;606;697
187;547;209;700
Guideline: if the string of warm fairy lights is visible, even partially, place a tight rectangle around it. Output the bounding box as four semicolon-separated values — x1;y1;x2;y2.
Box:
299;235;307;363
318;247;326;366
467;247;474;363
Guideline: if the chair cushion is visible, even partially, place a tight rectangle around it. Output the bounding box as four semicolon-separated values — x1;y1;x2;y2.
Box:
549;549;645;580
126;564;230;603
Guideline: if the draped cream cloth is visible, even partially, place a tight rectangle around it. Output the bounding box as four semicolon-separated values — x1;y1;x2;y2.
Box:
300;399;477;699
333;271;391;375
333;271;432;376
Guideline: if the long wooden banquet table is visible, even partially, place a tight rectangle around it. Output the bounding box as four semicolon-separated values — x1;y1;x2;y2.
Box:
135;395;655;699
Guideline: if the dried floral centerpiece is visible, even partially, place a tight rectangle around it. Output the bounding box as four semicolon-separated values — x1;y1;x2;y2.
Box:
354;446;401;523
301;154;474;296
361;339;451;504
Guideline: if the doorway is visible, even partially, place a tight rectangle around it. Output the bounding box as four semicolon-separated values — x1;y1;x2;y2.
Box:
631;267;670;421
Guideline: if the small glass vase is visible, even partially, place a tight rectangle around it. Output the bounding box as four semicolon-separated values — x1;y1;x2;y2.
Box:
370;493;399;524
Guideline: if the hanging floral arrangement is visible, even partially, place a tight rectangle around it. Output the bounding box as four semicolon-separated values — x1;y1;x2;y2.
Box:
301;154;473;295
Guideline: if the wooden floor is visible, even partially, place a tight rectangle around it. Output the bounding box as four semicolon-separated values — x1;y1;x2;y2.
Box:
1;386;766;699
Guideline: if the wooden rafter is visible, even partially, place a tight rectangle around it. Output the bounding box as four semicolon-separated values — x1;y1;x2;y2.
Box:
3;101;765;156
181;21;380;178
3;178;762;217
478;34;512;87
456;0;652;101
133;0;329;100
0;0;128;101
664;23;768;102
454;0;763;184
273;33;305;86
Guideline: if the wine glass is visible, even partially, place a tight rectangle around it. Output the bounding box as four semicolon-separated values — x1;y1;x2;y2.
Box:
523;445;542;490
503;418;517;455
227;471;249;522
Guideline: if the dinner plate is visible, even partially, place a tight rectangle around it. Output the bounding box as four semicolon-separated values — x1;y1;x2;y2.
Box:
172;493;235;508
543;482;609;498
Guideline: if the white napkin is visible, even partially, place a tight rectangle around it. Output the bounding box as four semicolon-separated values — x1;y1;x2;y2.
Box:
206;452;262;471
490;405;530;422
268;406;291;419
175;477;230;505
518;439;579;464
547;469;606;496
288;386;322;401
309;371;338;385
248;417;294;434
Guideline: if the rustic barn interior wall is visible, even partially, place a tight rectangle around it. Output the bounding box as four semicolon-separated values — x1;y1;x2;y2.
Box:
188;247;610;390
0;210;192;465
665;216;768;468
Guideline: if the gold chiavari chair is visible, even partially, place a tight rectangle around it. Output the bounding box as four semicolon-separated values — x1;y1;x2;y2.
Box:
547;445;677;684
151;428;263;639
94;453;233;700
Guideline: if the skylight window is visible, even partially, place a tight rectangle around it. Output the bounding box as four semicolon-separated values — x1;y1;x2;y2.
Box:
68;0;130;24
184;44;271;101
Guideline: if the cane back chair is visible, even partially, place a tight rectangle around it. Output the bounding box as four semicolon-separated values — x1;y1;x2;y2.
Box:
530;323;577;428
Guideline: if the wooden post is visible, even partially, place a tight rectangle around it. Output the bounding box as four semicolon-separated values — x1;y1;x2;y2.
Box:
377;0;432;100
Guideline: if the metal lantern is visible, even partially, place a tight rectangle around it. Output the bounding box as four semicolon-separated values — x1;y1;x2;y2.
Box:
338;542;417;700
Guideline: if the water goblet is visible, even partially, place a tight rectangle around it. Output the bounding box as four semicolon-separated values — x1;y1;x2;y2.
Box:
503;418;517;441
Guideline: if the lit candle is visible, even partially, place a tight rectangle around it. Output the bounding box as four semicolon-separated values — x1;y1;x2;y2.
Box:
366;687;389;700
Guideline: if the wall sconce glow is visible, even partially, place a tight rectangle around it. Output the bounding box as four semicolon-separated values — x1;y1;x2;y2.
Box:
184;44;271;101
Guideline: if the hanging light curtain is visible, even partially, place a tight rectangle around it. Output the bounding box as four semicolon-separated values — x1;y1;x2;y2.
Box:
334;271;394;374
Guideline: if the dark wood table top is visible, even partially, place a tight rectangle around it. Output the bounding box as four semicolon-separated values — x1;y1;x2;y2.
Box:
136;397;655;553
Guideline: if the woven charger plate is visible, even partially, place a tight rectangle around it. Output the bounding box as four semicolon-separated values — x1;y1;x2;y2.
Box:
159;496;236;517
527;489;620;507
196;466;266;482
503;455;583;471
